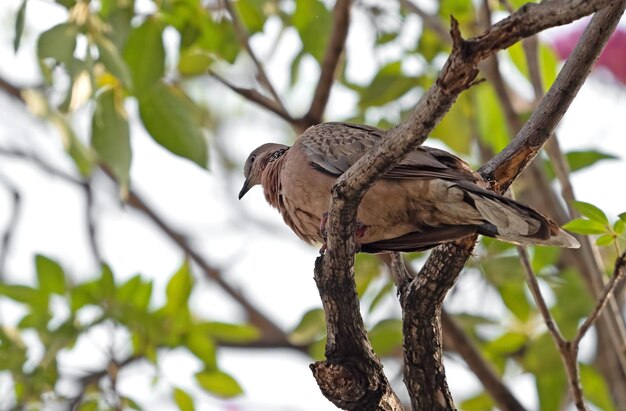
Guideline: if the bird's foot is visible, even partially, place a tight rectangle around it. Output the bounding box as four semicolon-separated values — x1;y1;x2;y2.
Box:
318;212;368;254
319;211;329;240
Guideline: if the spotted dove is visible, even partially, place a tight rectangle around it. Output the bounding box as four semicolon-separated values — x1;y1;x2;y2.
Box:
239;122;580;253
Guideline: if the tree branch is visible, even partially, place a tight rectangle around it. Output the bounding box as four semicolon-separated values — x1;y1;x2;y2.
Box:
221;0;286;113
314;0;623;408
517;247;588;411
304;0;352;126
387;253;527;411
210;70;297;126
574;252;626;346
0;171;21;279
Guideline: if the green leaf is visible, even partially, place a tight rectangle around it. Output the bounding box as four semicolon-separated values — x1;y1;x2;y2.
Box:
354;253;381;296
614;219;625;235
439;0;474;25
431;91;472;154
567;150;618;173
195;370;243;398
292;0;331;63
572;201;608;225
178;47;212;76
535;370;567;411
417;28;448;62
95;35;132;87
173;387;195;411
201;322;260;343
165;259;194;314
55;0;76;8
35;255;66;295
460;392;494;411
358;61;419;108
562;219;607;235
99;264;116;299
499;281;531;321
539;43;558;89
235;0;266;34
551;269;593;339
0;284;39;304
475;83;510;153
117;275;153;310
78;400;98;411
37;23;77;64
368;319;402;356
14;0;28;53
619;212;626;223
91;88;132;185
485;332;527;355
138;81;208;167
289;308;325;345
196;18;239;64
596;234;614;247
124;18;165;95
580;364;617;411
185;330;217;369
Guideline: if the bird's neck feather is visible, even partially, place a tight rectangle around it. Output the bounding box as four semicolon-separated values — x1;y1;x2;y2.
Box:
261;156;285;209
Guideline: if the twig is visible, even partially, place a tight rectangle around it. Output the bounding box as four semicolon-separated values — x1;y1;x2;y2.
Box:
0;171;21;278
221;0;286;113
84;180;102;265
0;147;83;185
0;77;24;101
304;0;352;126
517;246;588;411
574;252;626;346
520;22;626;385
210;70;297;125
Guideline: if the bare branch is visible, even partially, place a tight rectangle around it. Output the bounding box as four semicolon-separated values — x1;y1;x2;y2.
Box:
0;171;21;279
517;247;588;411
0;77;24;101
221;0;286;112
84;180;102;266
574;252;626;346
210;70;297;125
304;0;352;126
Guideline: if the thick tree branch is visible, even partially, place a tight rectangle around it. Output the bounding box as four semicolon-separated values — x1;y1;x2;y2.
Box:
386;252;527;411
314;0;624;408
304;0;352;126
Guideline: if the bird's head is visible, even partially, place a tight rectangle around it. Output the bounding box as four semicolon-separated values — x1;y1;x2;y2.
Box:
238;143;289;200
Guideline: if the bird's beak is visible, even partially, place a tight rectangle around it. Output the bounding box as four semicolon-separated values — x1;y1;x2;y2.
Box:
238;178;252;200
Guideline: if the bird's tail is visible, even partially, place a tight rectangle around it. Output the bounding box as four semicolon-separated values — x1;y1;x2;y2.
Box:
457;183;580;249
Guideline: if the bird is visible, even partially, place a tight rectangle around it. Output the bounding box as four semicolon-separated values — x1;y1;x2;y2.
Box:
238;122;580;253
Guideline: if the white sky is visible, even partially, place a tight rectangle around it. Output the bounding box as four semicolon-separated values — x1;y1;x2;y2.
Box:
0;1;625;410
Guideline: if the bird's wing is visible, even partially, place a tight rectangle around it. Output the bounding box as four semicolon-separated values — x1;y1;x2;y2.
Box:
299;122;479;182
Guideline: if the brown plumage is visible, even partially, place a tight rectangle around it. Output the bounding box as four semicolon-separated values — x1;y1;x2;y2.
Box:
239;122;580;253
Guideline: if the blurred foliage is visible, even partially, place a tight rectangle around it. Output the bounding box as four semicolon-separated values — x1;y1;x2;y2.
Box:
3;0;624;410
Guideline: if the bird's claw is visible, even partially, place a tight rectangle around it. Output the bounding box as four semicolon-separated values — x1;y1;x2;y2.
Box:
318;212;368;254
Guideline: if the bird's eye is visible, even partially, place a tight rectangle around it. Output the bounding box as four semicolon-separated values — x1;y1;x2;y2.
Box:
250;156;256;164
